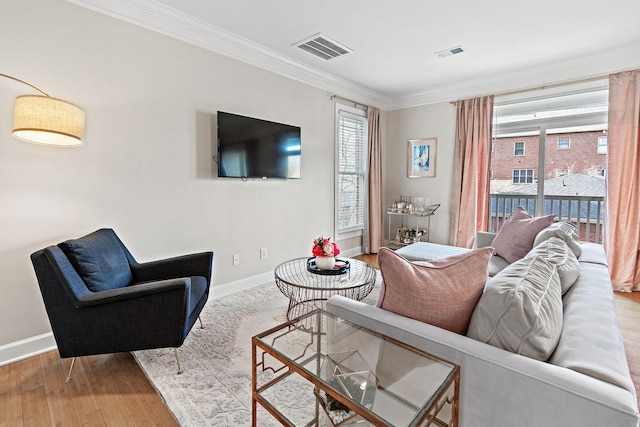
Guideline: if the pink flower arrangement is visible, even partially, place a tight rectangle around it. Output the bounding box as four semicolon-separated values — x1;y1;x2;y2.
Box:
312;236;340;257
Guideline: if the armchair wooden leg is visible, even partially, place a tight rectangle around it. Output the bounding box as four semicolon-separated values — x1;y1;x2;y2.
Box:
198;316;204;329
65;357;76;383
174;348;183;375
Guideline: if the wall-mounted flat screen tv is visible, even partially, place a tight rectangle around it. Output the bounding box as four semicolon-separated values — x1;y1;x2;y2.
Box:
217;111;301;179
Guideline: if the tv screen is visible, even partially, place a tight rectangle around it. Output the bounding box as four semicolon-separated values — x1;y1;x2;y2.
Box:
217;111;301;179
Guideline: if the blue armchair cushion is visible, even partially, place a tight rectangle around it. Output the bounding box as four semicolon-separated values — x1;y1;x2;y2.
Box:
188;276;208;314
60;229;133;292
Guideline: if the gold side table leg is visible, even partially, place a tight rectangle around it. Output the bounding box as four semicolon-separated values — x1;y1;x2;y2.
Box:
252;340;258;427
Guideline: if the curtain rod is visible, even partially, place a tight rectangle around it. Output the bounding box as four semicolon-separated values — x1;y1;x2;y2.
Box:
449;75;609;105
331;94;369;110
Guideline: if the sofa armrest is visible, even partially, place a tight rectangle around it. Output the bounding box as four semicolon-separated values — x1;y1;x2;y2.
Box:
132;252;213;284
326;295;640;427
476;231;497;248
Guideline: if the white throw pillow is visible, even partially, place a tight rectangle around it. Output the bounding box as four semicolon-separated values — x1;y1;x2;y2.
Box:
526;237;580;294
533;221;581;258
467;256;563;361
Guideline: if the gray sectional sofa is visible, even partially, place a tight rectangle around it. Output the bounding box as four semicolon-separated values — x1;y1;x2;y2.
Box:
326;229;639;427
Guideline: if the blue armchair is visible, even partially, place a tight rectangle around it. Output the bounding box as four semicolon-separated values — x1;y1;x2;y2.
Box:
30;228;213;382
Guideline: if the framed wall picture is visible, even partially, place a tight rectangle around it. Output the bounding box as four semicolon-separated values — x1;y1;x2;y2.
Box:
408;138;437;178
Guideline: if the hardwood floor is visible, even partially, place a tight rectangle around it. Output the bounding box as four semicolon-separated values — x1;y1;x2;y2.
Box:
356;253;378;269
612;291;640;401
1;254;639;426
0;351;178;427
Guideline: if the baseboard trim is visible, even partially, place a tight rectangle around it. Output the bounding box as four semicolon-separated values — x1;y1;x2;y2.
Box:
210;271;273;299
0;332;57;367
0;274;274;366
341;248;364;258
2;256;366;366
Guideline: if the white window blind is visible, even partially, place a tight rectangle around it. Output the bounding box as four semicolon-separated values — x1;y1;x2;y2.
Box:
337;108;367;234
597;136;608;154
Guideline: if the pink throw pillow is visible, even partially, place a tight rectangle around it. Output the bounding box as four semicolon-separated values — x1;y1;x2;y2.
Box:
491;206;555;263
376;246;494;334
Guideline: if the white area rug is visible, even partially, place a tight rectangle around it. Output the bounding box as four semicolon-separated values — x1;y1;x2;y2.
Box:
134;277;380;426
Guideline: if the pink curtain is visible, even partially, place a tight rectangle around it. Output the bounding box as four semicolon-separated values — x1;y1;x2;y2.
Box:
606;70;640;292
449;96;494;248
365;106;384;253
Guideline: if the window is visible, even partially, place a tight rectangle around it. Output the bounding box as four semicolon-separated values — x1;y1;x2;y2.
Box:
336;105;367;235
514;141;525;156
597;136;608;154
492;85;609;241
513;169;534;184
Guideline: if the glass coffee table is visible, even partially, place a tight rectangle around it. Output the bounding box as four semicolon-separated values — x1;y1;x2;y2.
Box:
274;257;377;320
252;309;459;426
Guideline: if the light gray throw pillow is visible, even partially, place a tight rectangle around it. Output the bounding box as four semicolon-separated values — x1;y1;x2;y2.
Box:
533;221;581;258
467;256;563;361
526;237;580;294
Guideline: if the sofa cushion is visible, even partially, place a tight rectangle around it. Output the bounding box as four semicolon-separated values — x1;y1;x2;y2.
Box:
376;246;493;334
491;206;555;264
394;241;470;261
578;242;608;266
60;229;133;292
467;256;563;361
534;221;582;258
549;262;636;394
526;237;580;294
488;255;510;277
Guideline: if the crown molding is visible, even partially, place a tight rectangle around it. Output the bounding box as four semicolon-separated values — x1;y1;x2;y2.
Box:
388;42;640;110
67;0;640;111
65;0;391;108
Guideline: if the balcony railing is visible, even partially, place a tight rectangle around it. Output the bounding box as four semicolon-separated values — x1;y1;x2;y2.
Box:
489;193;605;243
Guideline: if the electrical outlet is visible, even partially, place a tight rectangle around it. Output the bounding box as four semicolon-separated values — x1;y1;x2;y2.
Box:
260;247;268;260
233;253;240;266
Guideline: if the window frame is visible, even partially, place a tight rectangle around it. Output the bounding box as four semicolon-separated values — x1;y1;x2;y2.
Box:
597;136;608;154
514;141;525;156
335;104;368;240
512;168;534;184
557;137;571;150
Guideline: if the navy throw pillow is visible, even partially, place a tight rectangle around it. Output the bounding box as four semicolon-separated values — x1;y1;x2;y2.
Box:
60;229;133;292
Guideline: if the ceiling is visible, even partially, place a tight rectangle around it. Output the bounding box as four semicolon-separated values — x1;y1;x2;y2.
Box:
68;0;640;110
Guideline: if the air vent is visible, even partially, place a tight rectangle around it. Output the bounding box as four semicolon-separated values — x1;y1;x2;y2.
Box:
436;46;464;58
295;33;352;60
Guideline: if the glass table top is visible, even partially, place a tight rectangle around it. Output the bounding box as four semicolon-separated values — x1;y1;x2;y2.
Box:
254;309;458;426
274;257;377;291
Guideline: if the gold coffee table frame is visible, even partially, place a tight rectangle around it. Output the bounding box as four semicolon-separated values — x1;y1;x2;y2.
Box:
274;257;377;320
252;309;460;427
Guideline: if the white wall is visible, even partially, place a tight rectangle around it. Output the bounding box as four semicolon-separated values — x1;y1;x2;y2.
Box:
385;103;457;244
0;0;370;355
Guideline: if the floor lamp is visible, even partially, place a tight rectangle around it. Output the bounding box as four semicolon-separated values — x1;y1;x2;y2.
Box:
0;73;85;147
